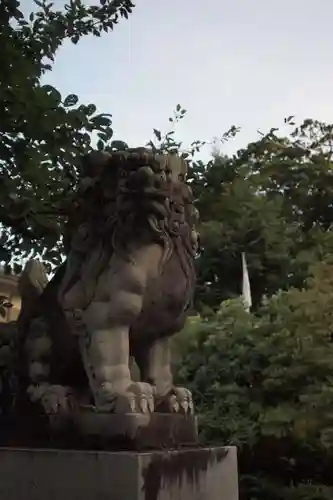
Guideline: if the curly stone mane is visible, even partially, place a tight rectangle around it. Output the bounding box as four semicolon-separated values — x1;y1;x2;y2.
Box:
59;149;199;310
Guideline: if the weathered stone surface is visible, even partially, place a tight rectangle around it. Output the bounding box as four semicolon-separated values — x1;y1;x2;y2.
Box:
0;413;198;451
75;411;199;449
0;446;239;500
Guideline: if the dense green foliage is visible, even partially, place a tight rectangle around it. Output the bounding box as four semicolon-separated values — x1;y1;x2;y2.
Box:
0;0;134;269
188;118;333;311
173;261;333;499
143;112;333;311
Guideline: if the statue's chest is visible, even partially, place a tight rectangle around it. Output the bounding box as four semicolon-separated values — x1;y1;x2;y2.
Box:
132;255;193;338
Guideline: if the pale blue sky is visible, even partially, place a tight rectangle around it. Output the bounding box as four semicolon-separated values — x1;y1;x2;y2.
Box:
36;0;333;158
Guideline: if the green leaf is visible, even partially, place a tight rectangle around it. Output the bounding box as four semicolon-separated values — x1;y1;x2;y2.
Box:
63;94;79;107
85;104;97;116
13;263;22;274
91;113;112;126
97;140;104;151
153;129;162;141
42;85;62;105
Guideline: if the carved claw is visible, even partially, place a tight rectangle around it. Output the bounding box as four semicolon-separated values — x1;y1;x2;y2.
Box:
27;384;78;416
156;387;194;415
174;387;194;415
97;382;155;414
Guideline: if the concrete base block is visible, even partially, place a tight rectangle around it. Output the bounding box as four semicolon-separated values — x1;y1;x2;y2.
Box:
0;446;238;500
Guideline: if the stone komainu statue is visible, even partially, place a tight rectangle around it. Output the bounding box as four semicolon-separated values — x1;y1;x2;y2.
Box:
17;149;199;417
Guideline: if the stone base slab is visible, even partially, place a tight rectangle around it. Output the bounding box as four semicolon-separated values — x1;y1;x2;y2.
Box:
0;412;198;451
73;410;198;449
0;446;239;500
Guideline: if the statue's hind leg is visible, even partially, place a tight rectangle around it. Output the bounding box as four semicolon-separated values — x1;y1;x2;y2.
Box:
24;317;81;415
18;259;84;416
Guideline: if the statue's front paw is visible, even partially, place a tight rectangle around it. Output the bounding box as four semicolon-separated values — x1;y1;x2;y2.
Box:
28;384;78;415
156;387;194;415
129;382;155;413
97;382;155;414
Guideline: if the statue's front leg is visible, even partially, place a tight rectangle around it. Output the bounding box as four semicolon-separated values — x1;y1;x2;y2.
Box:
136;338;194;415
76;261;155;414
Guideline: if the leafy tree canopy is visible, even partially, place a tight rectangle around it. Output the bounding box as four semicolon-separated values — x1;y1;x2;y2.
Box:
0;0;134;270
189;117;333;310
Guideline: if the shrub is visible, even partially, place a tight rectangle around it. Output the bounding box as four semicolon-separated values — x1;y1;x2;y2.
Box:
173;262;333;499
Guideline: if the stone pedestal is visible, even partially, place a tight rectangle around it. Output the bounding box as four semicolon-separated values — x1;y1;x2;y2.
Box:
0;446;238;500
73;411;199;450
0;413;199;451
